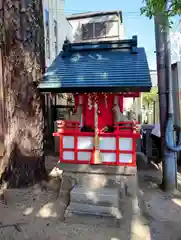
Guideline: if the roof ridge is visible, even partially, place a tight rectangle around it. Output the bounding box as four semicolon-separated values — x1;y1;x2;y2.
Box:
66;10;122;20
61;36;138;56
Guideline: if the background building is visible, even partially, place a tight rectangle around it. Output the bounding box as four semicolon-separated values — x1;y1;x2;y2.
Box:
141;70;159;124
43;0;73;68
66;10;124;43
123;70;158;124
42;0;73;148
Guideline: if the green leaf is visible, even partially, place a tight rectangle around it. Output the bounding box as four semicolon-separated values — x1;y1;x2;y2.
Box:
142;87;158;106
141;0;181;25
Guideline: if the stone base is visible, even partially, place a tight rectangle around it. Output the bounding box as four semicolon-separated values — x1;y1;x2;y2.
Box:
58;163;137;175
59;164;139;224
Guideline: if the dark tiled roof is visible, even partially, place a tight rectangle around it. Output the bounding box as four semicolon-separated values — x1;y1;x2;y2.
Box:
38;37;151;93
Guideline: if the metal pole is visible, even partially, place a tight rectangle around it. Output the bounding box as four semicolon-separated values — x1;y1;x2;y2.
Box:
154;14;167;162
163;7;178;190
155;6;177;191
153;101;156;124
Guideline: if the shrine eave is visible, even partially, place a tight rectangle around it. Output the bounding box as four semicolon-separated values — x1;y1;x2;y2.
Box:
38;36;152;93
38;86;150;94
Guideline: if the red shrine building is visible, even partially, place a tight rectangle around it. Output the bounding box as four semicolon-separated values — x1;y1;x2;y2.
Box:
38;36;151;166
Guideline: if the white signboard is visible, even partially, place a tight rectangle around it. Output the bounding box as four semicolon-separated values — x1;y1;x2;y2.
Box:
170;31;181;64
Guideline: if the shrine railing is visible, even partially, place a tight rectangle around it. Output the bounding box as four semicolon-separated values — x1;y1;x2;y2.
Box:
53;120;140;166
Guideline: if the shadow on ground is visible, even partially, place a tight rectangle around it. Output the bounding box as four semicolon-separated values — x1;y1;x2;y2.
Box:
137;161;181;240
0;156;181;239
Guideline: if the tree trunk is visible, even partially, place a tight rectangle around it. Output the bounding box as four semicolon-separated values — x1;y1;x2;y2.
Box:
0;0;47;187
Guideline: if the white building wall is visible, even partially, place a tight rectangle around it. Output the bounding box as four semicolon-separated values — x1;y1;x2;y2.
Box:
68;14;124;43
150;70;158;87
171;31;181;64
172;62;181;127
42;0;72;68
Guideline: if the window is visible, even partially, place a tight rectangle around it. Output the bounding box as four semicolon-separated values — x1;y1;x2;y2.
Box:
45;25;50;58
81;20;118;40
54;20;58;55
106;21;119;36
45;9;50;59
95;22;106;38
82;23;94;40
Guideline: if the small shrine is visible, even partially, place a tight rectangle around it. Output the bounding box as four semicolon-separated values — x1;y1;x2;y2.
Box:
38;36;151;220
38;36;151;166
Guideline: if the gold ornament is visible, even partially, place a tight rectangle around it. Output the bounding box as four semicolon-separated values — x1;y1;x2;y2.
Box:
93;97;103;164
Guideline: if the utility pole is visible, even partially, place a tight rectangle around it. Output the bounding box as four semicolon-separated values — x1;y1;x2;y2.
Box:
155;3;177;191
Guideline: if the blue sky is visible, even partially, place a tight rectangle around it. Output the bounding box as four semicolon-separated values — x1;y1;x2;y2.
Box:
65;0;179;70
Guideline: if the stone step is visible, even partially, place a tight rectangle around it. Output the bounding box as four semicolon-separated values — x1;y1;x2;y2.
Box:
64;212;120;228
75;174;119;189
70;186;118;207
66;202;122;219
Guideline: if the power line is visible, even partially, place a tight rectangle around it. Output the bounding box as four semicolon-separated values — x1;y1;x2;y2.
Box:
65;10;142;15
47;8;143;16
46;7;181;21
45;9;150;23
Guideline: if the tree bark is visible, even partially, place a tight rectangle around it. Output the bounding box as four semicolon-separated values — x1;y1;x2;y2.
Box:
0;0;47;187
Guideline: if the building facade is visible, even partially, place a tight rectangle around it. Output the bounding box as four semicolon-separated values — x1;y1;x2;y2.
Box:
123;70;158;124
43;0;73;68
66;11;124;43
41;0;73;149
140;70;159;124
171;31;181;64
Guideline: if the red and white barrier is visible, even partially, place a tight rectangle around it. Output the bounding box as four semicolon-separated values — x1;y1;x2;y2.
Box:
53;120;140;166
